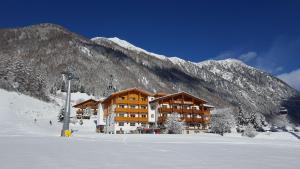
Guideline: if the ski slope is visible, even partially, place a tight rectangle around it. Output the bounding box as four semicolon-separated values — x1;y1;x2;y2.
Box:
1;89;300;169
0;89;97;136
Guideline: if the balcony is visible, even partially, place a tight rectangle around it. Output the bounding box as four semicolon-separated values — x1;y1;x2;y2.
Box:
158;117;209;124
115;117;148;122
115;99;148;105
169;100;194;105
158;108;210;115
183;118;203;123
115;107;148;113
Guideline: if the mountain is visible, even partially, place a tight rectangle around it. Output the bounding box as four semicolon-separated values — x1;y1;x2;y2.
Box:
0;23;299;126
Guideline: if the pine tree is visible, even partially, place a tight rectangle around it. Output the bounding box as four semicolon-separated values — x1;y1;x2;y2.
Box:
58;107;65;122
80;85;85;93
61;81;66;92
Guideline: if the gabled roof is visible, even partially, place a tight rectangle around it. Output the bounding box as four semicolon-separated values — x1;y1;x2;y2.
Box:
150;91;208;104
102;87;153;104
203;104;215;108
73;99;100;108
153;92;168;97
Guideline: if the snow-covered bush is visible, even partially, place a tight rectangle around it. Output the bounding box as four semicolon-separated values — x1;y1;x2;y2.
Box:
236;125;245;133
283;125;293;132
165;113;184;134
270;125;279;132
293;126;300;132
243;124;257;138
210;111;235;136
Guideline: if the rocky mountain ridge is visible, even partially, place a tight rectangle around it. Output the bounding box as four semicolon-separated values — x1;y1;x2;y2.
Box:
0;23;299;125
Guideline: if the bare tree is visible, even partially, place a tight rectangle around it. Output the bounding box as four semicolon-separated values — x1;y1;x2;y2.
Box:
210;108;235;136
165;113;185;134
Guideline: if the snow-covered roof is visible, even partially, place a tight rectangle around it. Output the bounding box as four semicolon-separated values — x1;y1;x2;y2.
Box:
150;91;208;104
203;104;215;108
73;99;100;108
102;87;153;103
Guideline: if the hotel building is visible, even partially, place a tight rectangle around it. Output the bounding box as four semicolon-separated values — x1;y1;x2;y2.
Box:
74;88;213;134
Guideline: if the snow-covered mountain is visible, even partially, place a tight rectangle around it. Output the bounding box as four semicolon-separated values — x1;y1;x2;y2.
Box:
91;37;168;60
0;23;299;126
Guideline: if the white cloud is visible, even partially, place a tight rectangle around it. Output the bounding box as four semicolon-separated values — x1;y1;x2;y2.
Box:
215;51;237;60
255;36;300;74
238;52;257;62
275;66;284;72
215;51;257;63
277;68;300;91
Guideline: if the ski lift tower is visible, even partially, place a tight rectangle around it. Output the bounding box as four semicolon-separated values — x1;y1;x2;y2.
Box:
102;74;117;133
61;66;79;137
102;74;116;97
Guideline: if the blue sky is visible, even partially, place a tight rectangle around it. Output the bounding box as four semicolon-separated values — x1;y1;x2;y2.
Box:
1;0;300;90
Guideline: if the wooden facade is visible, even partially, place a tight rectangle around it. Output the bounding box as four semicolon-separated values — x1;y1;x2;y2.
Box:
102;88;153;124
75;88;213;133
150;92;213;130
73;99;100;119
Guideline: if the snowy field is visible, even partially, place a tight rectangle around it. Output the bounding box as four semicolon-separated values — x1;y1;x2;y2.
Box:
1;89;300;169
1;134;300;169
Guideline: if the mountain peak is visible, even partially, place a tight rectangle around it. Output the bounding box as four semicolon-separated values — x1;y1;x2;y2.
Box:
197;58;248;68
91;37;168;60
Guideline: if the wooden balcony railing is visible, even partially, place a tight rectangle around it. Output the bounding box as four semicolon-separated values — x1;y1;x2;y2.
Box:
115;117;148;122
158;117;209;124
115;107;148;113
158;108;210;115
115;99;148;105
169;100;194;105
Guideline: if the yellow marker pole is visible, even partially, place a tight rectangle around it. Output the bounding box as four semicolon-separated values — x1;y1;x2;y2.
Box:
64;130;72;137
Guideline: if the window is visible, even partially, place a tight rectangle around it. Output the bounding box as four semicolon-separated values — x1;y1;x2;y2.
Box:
162;105;167;108
130;123;135;126
130;105;136;109
141;105;147;109
141;97;146;101
119;122;124;126
151;114;154;118
119;113;125;117
119;104;125;108
129;97;136;100
119;96;126;100
130;114;136;117
141;114;147;118
183;105;189;109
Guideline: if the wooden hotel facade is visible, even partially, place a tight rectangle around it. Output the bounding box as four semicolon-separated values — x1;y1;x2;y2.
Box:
150;92;213;134
74;88;213;134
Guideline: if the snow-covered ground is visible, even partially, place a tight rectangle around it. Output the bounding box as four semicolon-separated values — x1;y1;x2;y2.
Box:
1;89;300;169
